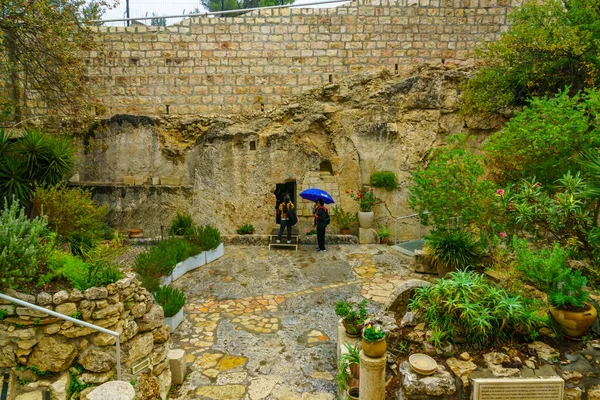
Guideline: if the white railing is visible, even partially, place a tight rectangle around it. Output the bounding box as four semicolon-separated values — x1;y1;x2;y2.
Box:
91;0;351;25
394;212;430;245
0;293;122;380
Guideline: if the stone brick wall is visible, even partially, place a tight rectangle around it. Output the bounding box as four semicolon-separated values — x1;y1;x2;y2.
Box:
71;0;519;119
0;274;171;400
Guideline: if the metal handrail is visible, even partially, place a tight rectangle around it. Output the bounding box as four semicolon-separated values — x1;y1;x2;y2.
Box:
91;0;351;24
394;212;430;245
0;293;121;380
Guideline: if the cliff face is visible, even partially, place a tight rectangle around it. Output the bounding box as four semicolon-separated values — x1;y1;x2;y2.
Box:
77;65;503;237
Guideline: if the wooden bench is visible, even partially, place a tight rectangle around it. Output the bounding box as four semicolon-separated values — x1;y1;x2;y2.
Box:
268;227;300;251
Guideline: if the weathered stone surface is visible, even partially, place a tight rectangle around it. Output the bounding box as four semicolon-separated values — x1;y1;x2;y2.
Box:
124;332;153;364
123;320;139;340
79;348;116;372
588;384;600;400
86;381;135;400
564;387;583;400
136;304;164;332
6;327;36;339
483;352;520;377
399;361;456;396
27;337;77;372
78;300;95;320
59;325;97;338
92;303;123;320
528;341;559;362
80;370;114;385
0;344;16;367
136;370;160;400
562;370;583;383
53;290;70;305
131;303;147;318
17;307;50;318
26;371;70;400
446;357;478;387
152;325;170;344
69;289;84;302
400;311;420;327
55;302;78;316
6;289;35;304
85;287;108;301
36;292;53;306
384;279;431;314
17;338;38;350
14;392;43;400
90;332;117;346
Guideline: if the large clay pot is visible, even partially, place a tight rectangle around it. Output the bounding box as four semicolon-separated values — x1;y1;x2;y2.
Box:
549;303;598;339
342;320;363;338
358;211;374;229
361;335;387;358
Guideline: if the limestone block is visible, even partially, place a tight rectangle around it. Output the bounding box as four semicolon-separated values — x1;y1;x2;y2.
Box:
399;361;456;396
55;303;78;317
136;304;164;332
69;289;84;302
134;176;147;185
36;293;53;306
80;370;114;385
588;385;600;400
14;392;43;400
136;370;160;400
168;349;186;385
123;332;153;365
6;289;35;304
27;337;77;372
358;228;379;244
53;291;69;305
78;348;116;372
160;176;181;186
446;357;477;387
85;287;108;301
86;381;135;400
384;279;431;314
123;176;135;185
151;177;160;185
26;371;70;400
152;325;170;344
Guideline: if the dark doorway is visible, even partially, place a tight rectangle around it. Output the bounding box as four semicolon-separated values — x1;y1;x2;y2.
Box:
274;180;296;224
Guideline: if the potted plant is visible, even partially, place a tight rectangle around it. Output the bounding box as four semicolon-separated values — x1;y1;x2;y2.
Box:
361;321;386;358
331;205;357;234
377;225;391;244
347;187;381;228
514;238;597;338
337;344;360;399
335;299;368;337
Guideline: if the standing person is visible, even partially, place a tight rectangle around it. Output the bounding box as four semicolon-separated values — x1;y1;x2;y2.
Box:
314;199;329;252
277;195;295;243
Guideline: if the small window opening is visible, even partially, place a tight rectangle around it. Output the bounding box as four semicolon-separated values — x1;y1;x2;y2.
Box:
319;160;334;176
328;74;333;83
261;103;264;112
249;141;257;150
395;64;398;74
165;105;170;114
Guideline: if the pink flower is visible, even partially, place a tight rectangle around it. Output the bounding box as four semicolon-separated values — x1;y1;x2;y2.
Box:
499;232;507;238
496;189;505;196
533;182;541;188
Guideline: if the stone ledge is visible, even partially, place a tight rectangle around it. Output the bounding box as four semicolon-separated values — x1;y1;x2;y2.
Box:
222;234;359;246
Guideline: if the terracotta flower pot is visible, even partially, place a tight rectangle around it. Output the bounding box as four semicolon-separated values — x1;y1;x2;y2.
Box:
128;228;144;238
349;362;360;379
342;320;363;338
361;335;387;358
549;303;597;339
340;228;351;235
348;386;360;400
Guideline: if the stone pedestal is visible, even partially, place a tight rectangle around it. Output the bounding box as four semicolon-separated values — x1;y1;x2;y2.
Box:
168;349;186;385
359;350;386;400
359;228;379;244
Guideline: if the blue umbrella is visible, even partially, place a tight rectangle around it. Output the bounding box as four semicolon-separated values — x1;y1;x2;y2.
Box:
299;188;335;204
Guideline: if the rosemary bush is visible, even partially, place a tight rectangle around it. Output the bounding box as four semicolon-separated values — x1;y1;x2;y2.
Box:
153;285;186;317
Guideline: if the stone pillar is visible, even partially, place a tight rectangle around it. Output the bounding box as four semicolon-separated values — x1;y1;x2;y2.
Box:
168;349;186;385
359;350;386;400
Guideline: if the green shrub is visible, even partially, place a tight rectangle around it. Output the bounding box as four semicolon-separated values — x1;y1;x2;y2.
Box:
0;198;54;290
335;300;368;325
185;224;221;251
331;205;357;231
370;170;398;191
153;285;186;317
513;237;589;310
0;129;74;206
169;211;193;236
133;238;192;291
408;134;496;230
377;225;391;240
409;269;546;347
39;245;123;291
32;184;109;253
236;223;254;234
424;230;484;274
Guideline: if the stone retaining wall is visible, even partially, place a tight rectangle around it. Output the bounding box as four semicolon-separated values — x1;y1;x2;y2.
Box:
0;274;171;400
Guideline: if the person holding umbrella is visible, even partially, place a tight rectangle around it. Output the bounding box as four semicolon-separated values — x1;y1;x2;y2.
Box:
314;198;330;252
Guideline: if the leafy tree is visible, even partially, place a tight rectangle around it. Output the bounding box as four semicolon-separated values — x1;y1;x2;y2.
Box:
408;134;496;231
462;0;600;114
201;0;294;12
483;89;600;185
0;0;108;123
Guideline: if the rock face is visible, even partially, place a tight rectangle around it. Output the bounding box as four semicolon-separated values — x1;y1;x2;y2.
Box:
77;66;504;235
0;274;171;395
399;361;456;396
86;381;136;400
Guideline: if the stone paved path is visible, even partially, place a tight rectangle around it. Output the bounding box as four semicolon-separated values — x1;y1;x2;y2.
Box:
169;244;422;399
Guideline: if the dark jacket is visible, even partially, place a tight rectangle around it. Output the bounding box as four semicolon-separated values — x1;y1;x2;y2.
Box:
315;206;329;229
